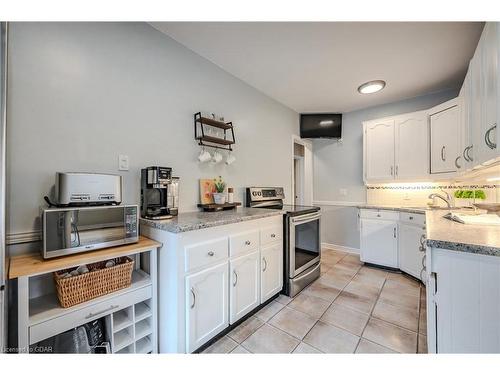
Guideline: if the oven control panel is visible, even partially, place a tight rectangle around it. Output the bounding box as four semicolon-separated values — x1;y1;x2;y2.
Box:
246;187;285;202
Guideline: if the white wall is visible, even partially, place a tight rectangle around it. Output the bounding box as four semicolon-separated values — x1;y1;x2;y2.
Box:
6;22;299;239
313;88;459;250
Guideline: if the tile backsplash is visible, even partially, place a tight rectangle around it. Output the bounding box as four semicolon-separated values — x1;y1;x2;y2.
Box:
367;182;500;207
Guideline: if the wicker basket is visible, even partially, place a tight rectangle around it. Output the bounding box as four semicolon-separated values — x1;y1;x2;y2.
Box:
54;257;134;308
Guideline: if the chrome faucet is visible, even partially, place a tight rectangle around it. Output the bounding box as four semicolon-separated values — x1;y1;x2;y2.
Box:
428;190;452;209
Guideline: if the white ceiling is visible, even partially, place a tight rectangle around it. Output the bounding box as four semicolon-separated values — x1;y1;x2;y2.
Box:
151;22;484;113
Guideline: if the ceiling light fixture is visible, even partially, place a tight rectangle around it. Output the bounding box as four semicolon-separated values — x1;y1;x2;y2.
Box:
358;80;386;94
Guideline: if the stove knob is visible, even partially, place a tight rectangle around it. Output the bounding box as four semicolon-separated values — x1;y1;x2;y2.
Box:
252;191;257;196
257;192;262;196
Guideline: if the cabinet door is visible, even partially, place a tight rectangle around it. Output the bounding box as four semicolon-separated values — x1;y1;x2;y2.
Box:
469;53;482;168
229;251;260;324
430;105;460;174
261;243;283;303
458;70;472;172
364;119;395;181
395;112;429;179
398;223;425;280
478;22;498;164
185;262;229;353
360;218;398;268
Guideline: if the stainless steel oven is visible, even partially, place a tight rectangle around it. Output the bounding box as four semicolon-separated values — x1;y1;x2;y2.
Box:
290;211;321;278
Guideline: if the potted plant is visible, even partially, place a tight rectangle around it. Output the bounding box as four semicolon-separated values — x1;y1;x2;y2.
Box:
213;176;226;204
454;189;486;207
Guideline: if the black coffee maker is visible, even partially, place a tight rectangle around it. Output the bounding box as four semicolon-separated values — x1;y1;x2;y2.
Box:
141;166;179;219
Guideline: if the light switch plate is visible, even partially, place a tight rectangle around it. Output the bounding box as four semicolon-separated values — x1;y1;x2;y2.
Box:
118;154;129;171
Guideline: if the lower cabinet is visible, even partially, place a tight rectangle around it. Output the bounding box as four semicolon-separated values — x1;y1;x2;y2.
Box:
185;262;229;353
360;218;398;268
398;223;425;280
261;243;283;303
229;251;260;324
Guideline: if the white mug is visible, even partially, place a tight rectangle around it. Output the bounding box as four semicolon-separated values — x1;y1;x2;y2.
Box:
225;152;236;165
212;150;223;164
198;148;211;163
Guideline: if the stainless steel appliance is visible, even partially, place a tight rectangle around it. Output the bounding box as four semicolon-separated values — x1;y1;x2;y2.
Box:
141;166;179;219
246;187;321;297
51;172;123;206
42;205;139;258
0;21;7;352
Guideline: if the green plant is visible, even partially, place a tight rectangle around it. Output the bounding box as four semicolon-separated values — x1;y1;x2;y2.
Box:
453;189;486;200
213;176;226;193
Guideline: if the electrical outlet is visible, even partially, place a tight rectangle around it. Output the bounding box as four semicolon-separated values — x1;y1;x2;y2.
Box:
118;154;129;171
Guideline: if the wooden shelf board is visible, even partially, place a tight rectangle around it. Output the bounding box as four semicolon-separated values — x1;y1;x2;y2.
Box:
9;236;161;279
196;117;232;130
196;135;235;146
29;269;151;326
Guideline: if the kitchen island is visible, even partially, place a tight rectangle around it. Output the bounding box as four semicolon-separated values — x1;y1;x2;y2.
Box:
140;207;285;353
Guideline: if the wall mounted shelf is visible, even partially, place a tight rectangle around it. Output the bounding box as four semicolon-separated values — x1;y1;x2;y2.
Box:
194;112;236;151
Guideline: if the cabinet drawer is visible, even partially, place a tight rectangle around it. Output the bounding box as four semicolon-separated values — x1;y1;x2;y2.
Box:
400;212;426;226
260;225;282;246
359;209;399;221
30;285;152;345
185;238;228;272
229;230;259;257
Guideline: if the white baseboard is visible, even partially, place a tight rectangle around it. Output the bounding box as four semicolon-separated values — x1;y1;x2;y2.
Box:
322;242;360;254
6;231;41;245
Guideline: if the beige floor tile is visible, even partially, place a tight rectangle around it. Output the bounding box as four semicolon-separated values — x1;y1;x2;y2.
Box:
378;288;420;311
269;307;317;340
288;293;331;318
387;272;421;288
230;345;251;354
227;316;265;343
320;303;369;336
321;248;348;257
241;324;300;353
317;272;352;290
320;264;332;275
303;321;360;353
292;342;322;353
344;279;381;300
418;334;428;354
355;338;396;353
351;273;386;289
329;263;359;278
321;253;345;266
302;281;341;302
275;294;293;305
362;318;417;353
254;300;285;322
357;266;388;281
202;335;238;354
335;290;376;314
339;254;363;266
372;301;419;332
384;279;420;297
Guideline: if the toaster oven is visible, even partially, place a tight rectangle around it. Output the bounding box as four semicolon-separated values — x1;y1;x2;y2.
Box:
42;204;138;258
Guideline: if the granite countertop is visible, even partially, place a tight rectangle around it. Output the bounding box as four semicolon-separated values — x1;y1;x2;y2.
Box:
140;207;285;233
425;210;500;257
356;204;428;214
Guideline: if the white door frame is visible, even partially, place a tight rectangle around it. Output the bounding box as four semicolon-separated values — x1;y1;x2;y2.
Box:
291;135;313;206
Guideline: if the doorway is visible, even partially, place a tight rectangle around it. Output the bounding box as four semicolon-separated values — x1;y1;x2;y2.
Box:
293;144;305;205
291;135;313;206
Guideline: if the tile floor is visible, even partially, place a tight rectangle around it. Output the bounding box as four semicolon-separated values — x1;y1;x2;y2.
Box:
202;248;428;354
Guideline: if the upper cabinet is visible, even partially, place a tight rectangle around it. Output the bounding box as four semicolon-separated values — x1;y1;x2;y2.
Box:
429;99;460;175
363;111;428;183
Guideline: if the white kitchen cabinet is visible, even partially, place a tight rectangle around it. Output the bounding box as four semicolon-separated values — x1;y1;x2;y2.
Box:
364;118;395;181
398;220;425;280
261;243;283;303
458;69;472;172
427;247;500;353
429;99;460;174
360;215;398;268
186;262;229;353
394;112;429;179
229;250;260;324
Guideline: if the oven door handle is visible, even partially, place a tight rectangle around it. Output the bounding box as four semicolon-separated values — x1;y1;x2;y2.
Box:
291;212;321;224
293;262;321;282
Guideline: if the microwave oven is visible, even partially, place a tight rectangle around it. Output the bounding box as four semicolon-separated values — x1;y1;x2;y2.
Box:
41;204;139;259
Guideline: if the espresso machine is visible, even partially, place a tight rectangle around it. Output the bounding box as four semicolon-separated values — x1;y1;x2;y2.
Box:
141;166;179;219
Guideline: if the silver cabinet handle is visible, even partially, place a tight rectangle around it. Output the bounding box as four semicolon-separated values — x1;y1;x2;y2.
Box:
85;305;119;319
419;234;426;246
270;234;276;238
233;270;238;287
208;251;215;256
409;216;413;220
395;165;398;176
466;145;473;162
245;240;251;246
190;288;196;309
441;146;446;161
455;155;462;169
463;146;470;162
393;227;397;238
420;268;426;282
390;166;394;176
485;124;497;149
262;257;267;272
376;213;381;217
421;254;427;268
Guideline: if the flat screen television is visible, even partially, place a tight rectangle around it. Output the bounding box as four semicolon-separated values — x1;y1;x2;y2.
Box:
300;113;342;139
